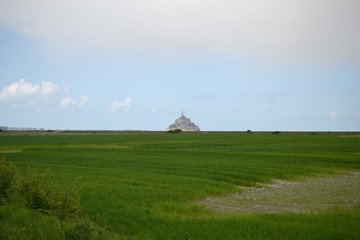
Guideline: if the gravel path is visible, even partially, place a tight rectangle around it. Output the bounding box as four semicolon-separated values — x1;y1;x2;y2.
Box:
199;172;360;214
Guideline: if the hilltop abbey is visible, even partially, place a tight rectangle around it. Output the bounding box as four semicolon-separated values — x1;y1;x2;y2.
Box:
167;112;200;132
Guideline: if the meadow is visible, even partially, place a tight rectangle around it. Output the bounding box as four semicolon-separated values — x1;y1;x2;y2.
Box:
0;131;359;239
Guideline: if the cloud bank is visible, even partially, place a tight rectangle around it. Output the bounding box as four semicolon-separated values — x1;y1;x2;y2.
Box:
0;79;59;105
1;0;359;63
0;79;90;110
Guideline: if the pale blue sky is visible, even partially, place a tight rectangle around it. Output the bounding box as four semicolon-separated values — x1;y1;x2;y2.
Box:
1;0;359;131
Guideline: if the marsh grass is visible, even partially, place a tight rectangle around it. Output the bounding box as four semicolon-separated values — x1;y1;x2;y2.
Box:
1;132;359;239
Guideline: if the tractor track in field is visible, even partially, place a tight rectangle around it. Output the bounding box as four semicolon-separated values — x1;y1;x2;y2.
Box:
199;172;360;214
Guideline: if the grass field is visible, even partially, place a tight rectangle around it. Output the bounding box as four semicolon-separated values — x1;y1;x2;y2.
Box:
1;131;359;239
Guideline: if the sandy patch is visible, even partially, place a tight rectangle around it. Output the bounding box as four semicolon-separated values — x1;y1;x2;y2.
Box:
198;172;360;214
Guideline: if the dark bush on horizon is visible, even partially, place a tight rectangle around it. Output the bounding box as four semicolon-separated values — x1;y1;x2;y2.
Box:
167;129;182;134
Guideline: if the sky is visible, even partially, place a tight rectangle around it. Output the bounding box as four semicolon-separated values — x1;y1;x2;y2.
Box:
0;0;359;131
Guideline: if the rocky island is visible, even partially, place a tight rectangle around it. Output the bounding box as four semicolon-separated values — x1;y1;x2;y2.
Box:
167;112;200;132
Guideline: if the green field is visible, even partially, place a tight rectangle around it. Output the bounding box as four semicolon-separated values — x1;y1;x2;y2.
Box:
1;132;360;239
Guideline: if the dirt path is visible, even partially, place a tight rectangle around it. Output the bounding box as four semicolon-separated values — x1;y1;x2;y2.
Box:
198;172;360;214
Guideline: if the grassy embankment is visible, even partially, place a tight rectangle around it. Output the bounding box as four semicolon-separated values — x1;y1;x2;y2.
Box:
0;132;359;239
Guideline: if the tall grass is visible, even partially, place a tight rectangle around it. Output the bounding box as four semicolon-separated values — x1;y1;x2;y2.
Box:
1;132;359;239
0;154;114;239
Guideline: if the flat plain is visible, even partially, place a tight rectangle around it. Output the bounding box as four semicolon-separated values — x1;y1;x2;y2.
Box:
0;131;359;239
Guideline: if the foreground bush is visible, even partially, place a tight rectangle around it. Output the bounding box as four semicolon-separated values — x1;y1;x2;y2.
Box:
20;168;81;220
0;155;114;240
0;154;81;219
0;205;64;240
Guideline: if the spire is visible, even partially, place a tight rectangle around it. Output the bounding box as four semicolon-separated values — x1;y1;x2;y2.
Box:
181;111;184;117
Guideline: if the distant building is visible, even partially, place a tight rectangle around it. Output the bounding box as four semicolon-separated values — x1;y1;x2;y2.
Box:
167;112;200;131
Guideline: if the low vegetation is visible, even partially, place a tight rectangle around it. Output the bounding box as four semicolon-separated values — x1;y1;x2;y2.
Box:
0;131;359;239
0;154;113;240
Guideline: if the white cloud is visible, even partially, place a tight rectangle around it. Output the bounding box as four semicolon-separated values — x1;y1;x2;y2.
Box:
59;97;76;108
0;0;359;64
40;81;59;95
150;108;159;113
329;111;339;119
78;95;90;106
59;95;89;108
0;79;91;111
108;97;133;113
0;79;60;105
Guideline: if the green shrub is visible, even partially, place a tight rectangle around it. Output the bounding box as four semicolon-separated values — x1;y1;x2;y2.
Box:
64;218;96;240
0;154;21;203
0;156;113;239
20;168;81;219
0;205;64;240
